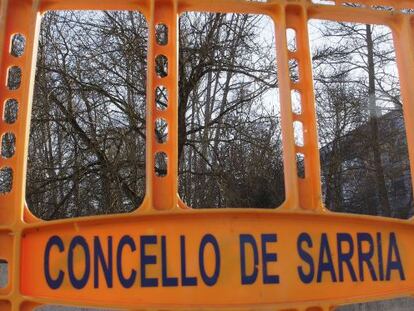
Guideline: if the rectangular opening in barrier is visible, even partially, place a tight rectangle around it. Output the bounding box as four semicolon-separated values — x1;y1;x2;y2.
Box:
335;297;414;310
309;19;413;219
27;11;148;220
0;260;8;289
0;167;12;194
178;12;284;208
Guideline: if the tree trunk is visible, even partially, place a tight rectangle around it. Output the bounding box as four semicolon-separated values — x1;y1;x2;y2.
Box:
366;24;391;216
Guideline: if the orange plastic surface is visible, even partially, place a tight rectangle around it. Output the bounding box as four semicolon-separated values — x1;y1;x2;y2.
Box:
0;0;413;310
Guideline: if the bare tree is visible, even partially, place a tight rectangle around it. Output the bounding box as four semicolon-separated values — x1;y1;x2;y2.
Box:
27;11;285;218
311;20;413;218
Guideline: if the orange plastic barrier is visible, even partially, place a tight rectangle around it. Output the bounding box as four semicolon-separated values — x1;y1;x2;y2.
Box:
0;0;414;310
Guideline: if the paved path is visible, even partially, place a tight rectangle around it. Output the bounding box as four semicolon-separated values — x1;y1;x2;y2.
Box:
338;298;414;311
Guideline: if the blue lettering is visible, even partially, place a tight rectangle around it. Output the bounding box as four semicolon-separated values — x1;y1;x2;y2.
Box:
386;232;405;280
44;235;65;289
140;235;158;287
357;233;377;281
68;236;90;289
161;236;178;286
297;233;314;284
261;234;279;284
116;235;136;288
93;236;113;288
377;232;384;281
317;233;337;283
180;235;197;286
240;234;259;285
199;234;220;286
337;233;357;282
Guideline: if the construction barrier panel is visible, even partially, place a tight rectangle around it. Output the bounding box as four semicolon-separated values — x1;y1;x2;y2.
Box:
0;0;414;310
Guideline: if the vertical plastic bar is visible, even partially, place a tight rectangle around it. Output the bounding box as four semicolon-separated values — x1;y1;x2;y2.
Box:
0;2;13;309
393;15;414;221
0;0;40;225
0;0;8;69
18;6;41;225
148;0;178;210
273;5;300;210
286;4;322;211
0;0;16;226
0;0;38;223
0;1;40;310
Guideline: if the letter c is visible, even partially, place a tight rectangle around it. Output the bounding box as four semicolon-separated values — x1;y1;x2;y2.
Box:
117;235;137;288
44;235;65;289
